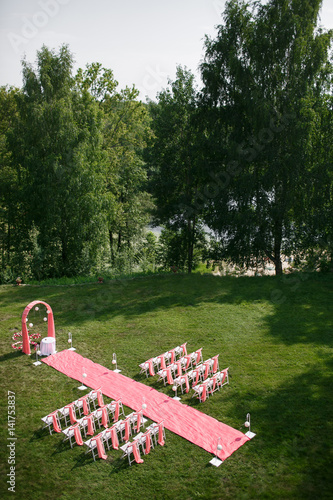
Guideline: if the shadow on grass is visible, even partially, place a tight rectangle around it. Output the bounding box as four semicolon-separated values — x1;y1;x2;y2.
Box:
229;356;333;498
0;350;23;362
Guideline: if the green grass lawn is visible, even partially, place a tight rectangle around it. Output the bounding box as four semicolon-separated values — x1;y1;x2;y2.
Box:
0;272;332;500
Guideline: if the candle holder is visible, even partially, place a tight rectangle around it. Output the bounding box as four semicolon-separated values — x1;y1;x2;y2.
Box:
244;413;256;439
112;353;121;373
209;437;223;466
172;384;181;401
78;367;87;390
68;332;76;351
33;349;42;366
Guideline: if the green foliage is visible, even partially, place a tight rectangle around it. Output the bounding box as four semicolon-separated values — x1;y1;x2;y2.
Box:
201;0;333;275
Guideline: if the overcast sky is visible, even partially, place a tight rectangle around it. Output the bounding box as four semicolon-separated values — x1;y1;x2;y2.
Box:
1;0;333;101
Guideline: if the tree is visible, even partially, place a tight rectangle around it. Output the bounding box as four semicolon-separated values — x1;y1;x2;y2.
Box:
76;63;154;268
201;0;333;274
8;45;108;278
0;85;23;281
147;66;206;273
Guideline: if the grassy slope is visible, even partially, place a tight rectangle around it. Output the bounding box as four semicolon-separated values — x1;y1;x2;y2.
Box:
0;272;332;500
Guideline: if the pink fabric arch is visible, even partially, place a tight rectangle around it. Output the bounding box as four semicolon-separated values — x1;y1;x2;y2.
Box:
22;300;55;355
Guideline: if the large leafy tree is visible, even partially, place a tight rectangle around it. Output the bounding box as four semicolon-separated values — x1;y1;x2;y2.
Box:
8;45;108;278
76;63;153;267
201;0;332;274
147;66;206;273
0;85;23;280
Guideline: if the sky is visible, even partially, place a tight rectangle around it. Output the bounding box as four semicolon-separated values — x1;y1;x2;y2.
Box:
1;0;333;102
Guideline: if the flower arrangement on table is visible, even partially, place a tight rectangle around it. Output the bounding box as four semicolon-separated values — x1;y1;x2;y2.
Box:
11;331;41;350
16;277;22;286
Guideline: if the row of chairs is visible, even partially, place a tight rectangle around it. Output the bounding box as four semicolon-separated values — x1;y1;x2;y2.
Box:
62;400;126;447
158;354;220;387
41;389;113;435
192;368;229;402
120;422;166;465
84;410;150;461
139;343;189;377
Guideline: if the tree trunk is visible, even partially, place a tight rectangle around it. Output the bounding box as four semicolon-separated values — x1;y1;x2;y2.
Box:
109;230;114;265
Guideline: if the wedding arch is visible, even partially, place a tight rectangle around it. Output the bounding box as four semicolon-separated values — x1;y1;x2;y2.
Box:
22;300;55;355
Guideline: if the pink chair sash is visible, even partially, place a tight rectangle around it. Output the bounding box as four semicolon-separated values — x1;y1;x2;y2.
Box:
73;424;83;445
220;369;227;385
212;374;218;393
195;348;202;365
97;389;104;407
101;406;108;428
181;342;187;356
65;404;76;425
79;395;89;415
166;368;174;385
132;441;144;463
169;349;175;364
148;358;155;376
50;411;61;433
193;368;200;387
111;425;119;450
114;401;119;422
158;423;165;446
204;361;210;380
185;355;191;370
85;414;94;436
213;355;219;373
201;384;207;402
124;418;131;442
144;431;151;454
176;361;182;377
158;355;166;369
136;412;141;433
94;436;107;460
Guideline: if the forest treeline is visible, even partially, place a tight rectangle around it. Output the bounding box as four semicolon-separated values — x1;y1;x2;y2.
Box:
1;0;332;283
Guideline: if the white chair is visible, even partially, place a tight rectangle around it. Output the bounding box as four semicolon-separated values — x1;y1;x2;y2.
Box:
117;416;132;442
146;421;166;446
216;367;229;388
82;413;96;436
121;439;144;465
74;395;91;416
94;406;109;429
62;423;83;448
157;367;174;386
106;399;125;422
173;374;190;394
41;411;62;435
84;436;100;461
87;388;104;409
58;404;77;427
137;429;154;455
192;381;209;402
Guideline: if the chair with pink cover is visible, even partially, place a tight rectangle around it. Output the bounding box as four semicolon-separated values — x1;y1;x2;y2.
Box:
75;394;91;416
121;439;144;465
146;421;166;447
129;410;145;435
58;403;77;427
62;423;83;448
117;416;132;442
41;411;62;435
94;406;109;429
216;367;229;388
84;433;108;461
106;399;125;422
157;367;174;386
137;428;154;455
87;388;104;409
192;382;209;402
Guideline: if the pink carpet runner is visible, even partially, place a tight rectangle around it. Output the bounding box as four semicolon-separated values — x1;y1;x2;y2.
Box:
43;350;249;461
